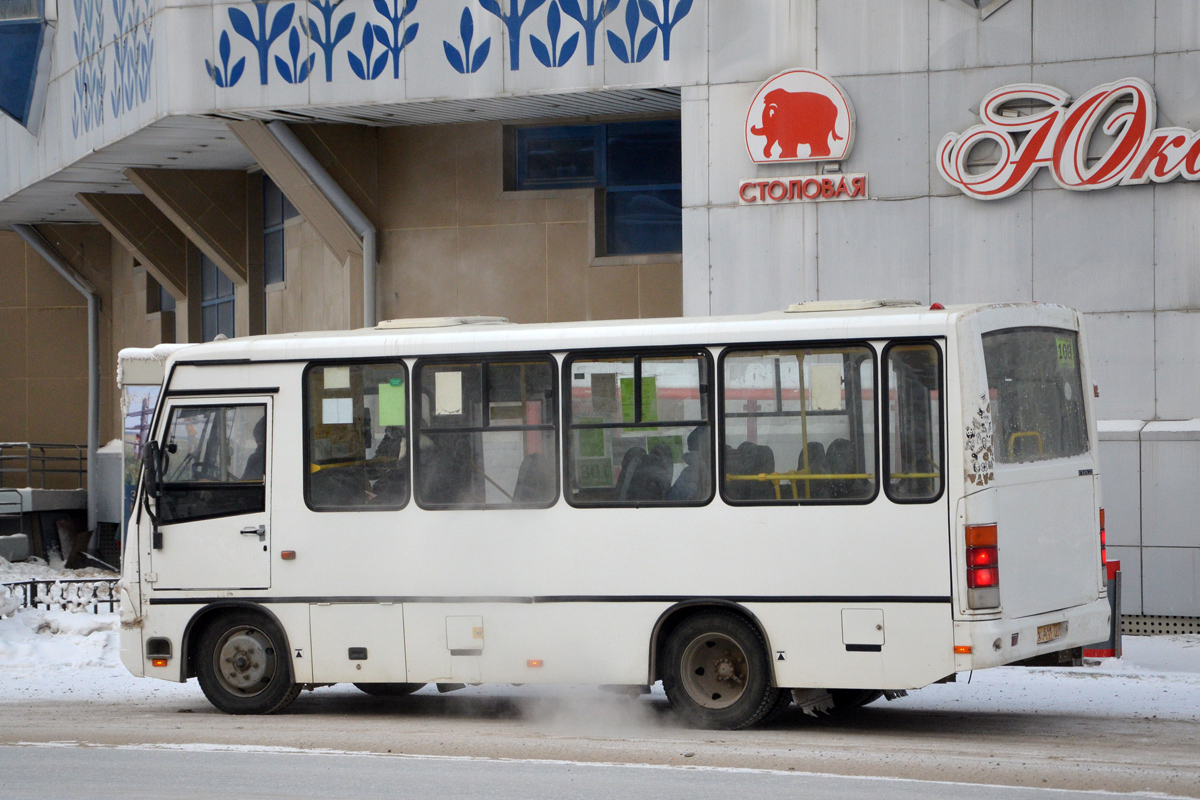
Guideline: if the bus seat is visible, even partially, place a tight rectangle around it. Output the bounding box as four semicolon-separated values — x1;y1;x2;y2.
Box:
798;443;829;499
826;438;855;498
625;446;672;501
615;446;647;501
513;452;554;504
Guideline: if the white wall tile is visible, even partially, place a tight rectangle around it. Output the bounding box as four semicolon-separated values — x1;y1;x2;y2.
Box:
708;0;816;86
706;80;761;207
1153;51;1200;134
836;72;928;199
162;6;216;115
1155;183;1200;312
1141;439;1200;547
1032;0;1155;64
1106;545;1141;615
815;0;928;76
1155;0;1200;54
681;205;709;316
929;193;1031;304
1031;189;1154;313
210;1;314;111
1098;439;1141;547
1083;312;1156;420
1142;546;1200;616
1155;312;1200;420
404;3;505;100
1030;55;1154;102
681;87;708;208
817;198;929;303
927;64;1031;197
928;0;1030;72
708;203;813;314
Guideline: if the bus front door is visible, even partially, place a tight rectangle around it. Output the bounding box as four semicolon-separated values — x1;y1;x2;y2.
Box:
150;398;273;590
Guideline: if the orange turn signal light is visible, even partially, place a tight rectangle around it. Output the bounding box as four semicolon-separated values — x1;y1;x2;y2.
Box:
151;658;169;668
965;524;997;547
526;659;543;668
953;645;972;655
281;551;296;560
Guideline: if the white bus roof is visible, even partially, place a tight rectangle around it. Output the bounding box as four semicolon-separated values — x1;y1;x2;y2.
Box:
161;303;1080;367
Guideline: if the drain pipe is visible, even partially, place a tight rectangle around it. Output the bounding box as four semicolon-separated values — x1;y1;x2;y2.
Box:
13;224;100;532
265;121;377;327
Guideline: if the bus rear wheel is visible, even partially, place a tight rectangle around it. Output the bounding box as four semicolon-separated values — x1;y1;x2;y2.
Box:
662;611;778;729
196;611;300;715
355;683;426;697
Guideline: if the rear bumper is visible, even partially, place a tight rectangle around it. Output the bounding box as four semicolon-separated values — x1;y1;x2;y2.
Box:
952;597;1110;671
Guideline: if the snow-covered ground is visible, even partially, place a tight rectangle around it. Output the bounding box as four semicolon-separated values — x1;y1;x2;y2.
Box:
1;582;1198;719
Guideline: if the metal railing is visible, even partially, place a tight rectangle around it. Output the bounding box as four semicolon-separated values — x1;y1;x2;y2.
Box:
0;578;118;614
0;442;86;489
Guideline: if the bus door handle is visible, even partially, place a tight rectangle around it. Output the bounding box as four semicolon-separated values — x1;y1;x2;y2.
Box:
241;525;267;542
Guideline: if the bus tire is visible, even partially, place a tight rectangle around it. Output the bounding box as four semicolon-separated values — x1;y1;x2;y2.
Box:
354;683;426;697
661;610;778;729
196;611;300;715
829;689;883;711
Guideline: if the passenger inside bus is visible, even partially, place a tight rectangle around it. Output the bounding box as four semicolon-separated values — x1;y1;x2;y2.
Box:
240;416;267;481
666;427;710;502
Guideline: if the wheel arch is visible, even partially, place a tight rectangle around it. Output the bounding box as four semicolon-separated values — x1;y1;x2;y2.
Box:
180;601;295;683
648;600;778;687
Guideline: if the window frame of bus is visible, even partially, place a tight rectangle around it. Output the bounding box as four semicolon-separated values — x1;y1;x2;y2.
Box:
412;352;560;511
301;357;411;513
158;402;267;525
562;346;715;508
716;340;880;507
881;338;947;505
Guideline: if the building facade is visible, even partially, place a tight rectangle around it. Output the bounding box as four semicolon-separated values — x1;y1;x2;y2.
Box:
1;0;1198;624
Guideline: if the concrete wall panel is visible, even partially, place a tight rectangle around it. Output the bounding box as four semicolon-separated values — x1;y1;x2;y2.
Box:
1155;0;1200;54
1032;0;1155;64
1084;312;1156;421
929;193;1032;304
817;198;929;304
1142;546;1200;617
709;0;815;85
1097;438;1141;547
681;206;710;317
1031;189;1153;313
1142;439;1200;548
837;72;928;199
1155;312;1200;421
708;203;811;315
928;0;1031;72
1154;182;1200;312
815;0;928;76
1106;545;1142;615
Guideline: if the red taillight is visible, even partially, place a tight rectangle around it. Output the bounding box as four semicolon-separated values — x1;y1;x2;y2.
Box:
965;524;1000;595
1099;507;1107;565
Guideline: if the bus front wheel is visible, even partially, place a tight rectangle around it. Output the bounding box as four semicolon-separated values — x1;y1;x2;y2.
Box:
196;611;301;715
662;611;779;729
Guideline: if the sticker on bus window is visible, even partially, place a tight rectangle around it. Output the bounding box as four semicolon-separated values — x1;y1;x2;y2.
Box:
435;371;463;415
378;381;405;426
324;366;350;390
808;364;843;411
322;397;353;424
1056;336;1075;370
621;377;658;423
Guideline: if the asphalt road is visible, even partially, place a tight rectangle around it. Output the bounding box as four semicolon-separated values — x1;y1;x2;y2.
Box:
1;686;1196;798
0;743;1178;800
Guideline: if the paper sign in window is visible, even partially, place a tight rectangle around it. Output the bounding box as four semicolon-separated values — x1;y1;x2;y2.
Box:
322;397;353;424
324;366;350;390
435;371;463;415
378;381;406;426
590;373;619;415
620;377;658;423
809;364;844;411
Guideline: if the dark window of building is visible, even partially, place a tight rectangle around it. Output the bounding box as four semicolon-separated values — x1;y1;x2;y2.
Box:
884;342;944;503
414;356;557;509
304;361;410;511
200;253;235;341
513;120;682;256
160;284;176;314
720;345;877;504
263;175;298;286
159;404;266;524
564;349;711;507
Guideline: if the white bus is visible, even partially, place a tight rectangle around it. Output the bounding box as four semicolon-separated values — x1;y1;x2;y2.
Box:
118;301;1110;728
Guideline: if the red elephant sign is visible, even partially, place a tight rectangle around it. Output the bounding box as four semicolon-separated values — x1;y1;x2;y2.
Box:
745;69;855;164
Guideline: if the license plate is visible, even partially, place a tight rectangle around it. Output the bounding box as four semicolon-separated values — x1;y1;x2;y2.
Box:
1037;622;1063;644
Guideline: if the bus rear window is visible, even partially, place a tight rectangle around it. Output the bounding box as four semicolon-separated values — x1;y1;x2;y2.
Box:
982;328;1087;464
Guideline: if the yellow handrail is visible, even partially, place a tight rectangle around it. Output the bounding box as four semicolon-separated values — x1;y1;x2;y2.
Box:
1007;431;1043;459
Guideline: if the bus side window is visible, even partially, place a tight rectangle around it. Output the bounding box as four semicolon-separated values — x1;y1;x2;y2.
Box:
414;356;557;509
304;361;410;511
720;345;876;504
564;351;712;507
884;342;944;502
159;404;267;523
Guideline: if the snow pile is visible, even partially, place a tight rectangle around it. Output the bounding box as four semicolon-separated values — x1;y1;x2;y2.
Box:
0;584;18;619
0;555;116;582
0;608;118;670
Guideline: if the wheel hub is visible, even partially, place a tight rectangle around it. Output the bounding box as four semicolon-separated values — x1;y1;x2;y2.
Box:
680;633;749;710
216;628;275;696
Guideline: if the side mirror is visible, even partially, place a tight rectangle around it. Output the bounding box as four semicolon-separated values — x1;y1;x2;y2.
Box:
141;441;163;549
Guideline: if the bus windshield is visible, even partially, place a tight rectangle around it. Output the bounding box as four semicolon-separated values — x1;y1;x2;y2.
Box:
983;327;1087;464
